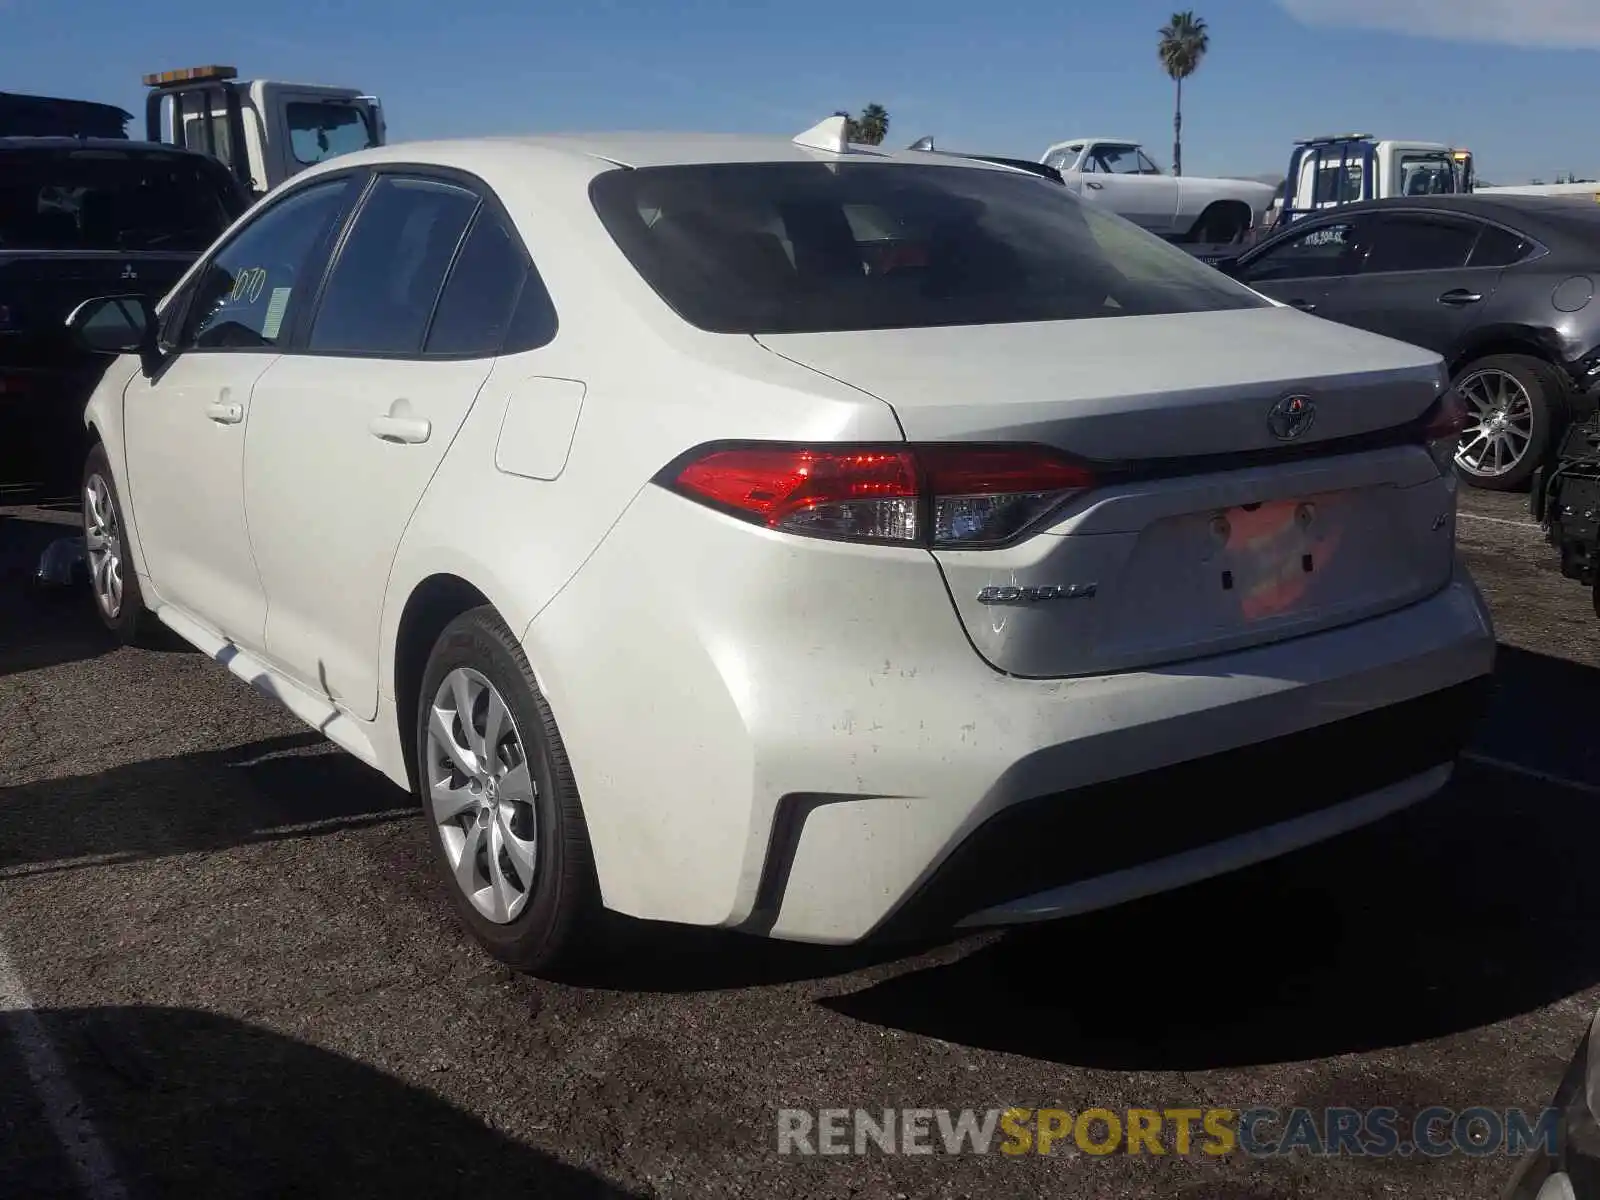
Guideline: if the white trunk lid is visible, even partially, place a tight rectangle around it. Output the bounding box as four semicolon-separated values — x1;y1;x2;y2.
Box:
757;308;1460;677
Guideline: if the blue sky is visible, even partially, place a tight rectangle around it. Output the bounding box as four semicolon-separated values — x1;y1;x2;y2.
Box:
1;0;1596;182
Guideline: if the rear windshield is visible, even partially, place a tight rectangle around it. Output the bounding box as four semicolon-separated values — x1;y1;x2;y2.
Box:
589;161;1267;334
0;147;244;252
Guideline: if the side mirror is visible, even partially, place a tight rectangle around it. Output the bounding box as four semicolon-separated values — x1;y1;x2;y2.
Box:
65;294;162;375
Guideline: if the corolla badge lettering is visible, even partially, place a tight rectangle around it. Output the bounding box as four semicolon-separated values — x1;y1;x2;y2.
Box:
976;583;1097;604
1267;394;1315;441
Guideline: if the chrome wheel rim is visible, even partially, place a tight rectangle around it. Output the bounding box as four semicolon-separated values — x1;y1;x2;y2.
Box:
83;473;123;619
425;667;539;924
1454;369;1535;478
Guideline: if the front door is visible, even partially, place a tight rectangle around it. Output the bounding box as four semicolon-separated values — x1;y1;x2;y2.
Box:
244;172;531;719
1231;214;1367;317
1081;144;1180;233
120;174;356;648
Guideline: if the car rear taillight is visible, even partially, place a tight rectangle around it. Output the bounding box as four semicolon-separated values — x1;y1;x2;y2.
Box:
661;443;1094;548
1421;389;1470;473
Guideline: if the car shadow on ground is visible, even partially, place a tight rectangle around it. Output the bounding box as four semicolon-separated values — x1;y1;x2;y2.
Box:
0;732;417;877
0;1005;641;1198
818;644;1600;1069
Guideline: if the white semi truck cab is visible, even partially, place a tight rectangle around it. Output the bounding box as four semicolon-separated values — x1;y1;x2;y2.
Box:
142;65;385;198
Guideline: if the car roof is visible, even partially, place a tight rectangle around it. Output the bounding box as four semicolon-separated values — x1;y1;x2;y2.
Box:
318;133;1021;175
0;136;218;160
1304;193;1600;227
1045;138;1140;149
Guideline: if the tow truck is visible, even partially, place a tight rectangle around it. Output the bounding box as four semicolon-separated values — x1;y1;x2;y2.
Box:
142;65;385;198
1270;134;1474;228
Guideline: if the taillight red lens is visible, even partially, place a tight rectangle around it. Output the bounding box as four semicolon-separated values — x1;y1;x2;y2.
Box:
674;447;921;543
664;443;1093;548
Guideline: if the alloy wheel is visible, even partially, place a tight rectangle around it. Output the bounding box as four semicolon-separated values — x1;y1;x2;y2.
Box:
83;473;123;620
1454;368;1535;479
425;667;540;924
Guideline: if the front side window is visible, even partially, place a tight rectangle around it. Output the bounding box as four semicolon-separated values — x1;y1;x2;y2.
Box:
0;146;243;252
287;102;379;167
1136;151;1164;175
1094;146;1144;174
308;175;479;355
589;161;1268;334
1238;220;1361;283
182;177;352;350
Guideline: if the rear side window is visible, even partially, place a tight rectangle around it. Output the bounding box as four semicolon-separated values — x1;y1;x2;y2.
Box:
589;162;1266;334
423;206;531;356
308;175;479;355
1360;213;1478;273
1468;223;1534;267
0;147;241;251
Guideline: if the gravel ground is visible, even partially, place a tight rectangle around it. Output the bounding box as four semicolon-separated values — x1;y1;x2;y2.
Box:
1;486;1597;1199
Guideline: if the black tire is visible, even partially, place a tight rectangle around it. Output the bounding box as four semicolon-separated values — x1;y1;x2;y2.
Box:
1190;202;1250;245
414;605;600;975
80;442;162;645
1450;354;1563;492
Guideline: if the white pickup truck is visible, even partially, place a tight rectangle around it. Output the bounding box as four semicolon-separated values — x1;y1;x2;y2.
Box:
1040;137;1276;244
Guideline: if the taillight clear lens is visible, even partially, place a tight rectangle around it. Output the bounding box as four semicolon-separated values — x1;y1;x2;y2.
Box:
664;443;1093;548
1423;390;1470;474
920;445;1094;547
672;447;922;543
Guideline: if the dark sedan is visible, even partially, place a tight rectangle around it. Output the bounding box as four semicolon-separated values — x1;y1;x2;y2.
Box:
1212;195;1600;490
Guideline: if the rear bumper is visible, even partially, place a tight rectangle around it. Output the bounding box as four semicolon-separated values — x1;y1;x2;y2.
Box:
876;682;1480;941
765;569;1493;944
527;476;1496;944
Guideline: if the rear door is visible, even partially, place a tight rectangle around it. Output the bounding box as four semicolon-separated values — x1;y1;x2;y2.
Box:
1315;210;1502;355
242;169;536;719
1231;214;1368;315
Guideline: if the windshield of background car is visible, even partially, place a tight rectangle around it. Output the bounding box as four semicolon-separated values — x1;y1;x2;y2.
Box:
287;102;380;166
0;147;243;252
589;161;1269;334
1399;153;1459;195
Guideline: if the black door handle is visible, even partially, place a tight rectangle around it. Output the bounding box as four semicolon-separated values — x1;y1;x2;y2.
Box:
1286;298;1316;311
1438;289;1483;305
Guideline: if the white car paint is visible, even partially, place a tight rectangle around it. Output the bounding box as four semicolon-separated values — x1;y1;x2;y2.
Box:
1042;136;1277;239
80;132;1495;955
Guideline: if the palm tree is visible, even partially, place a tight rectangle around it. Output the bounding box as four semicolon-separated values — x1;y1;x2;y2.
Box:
855;104;889;146
834;105;890;145
1158;11;1209;177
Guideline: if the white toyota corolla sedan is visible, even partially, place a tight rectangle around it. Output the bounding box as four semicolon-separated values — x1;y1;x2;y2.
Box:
65;118;1496;975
